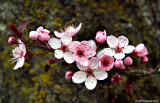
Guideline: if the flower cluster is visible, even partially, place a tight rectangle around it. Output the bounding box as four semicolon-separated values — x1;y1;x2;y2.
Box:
8;21;150;90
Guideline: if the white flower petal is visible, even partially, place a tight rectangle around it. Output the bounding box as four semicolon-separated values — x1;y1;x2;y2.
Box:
54;31;65;38
13;57;25;70
88;40;97;50
94;68;108;80
77;62;88;70
18;39;22;43
114;53;125;59
72;71;87;83
48;38;61;49
54;50;63;59
72;23;82;36
89;57;99;69
107;35;118;48
96;49;105;58
68;41;79;52
104;48;115;56
117;36;128;47
19;44;26;55
85;76;97;90
61;34;72;45
63;52;74;64
12;47;20;58
123;45;135;54
84;48;96;57
79;57;90;66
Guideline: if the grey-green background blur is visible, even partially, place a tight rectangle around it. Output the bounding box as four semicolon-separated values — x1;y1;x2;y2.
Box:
0;0;160;103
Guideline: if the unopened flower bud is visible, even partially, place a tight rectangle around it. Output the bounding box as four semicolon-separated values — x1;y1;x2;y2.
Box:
119;64;126;70
95;30;107;44
124;57;133;66
114;59;123;68
134;43;148;57
141;56;148;63
111;73;122;84
146;68;153;72
124;82;135;92
8;37;18;45
48;58;56;64
29;31;39;40
65;70;75;80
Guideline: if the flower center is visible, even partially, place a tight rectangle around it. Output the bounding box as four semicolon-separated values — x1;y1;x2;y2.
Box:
77;50;83;57
103;61;108;66
114;46;122;53
60;44;68;53
85;68;94;76
13;50;24;58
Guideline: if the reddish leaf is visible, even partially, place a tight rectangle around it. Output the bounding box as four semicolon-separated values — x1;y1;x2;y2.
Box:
8;24;22;37
7;31;16;36
19;21;27;34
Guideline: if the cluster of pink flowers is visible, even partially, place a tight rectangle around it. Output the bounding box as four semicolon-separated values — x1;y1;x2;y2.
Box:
8;21;150;91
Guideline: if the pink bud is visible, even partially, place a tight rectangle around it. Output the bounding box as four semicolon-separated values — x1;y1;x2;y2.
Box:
114;59;123;68
141;56;148;63
124;82;135;92
124;57;133;66
134;43;148;57
111;73;122;84
48;58;56;64
95;30;107;44
65;71;75;80
29;31;39;40
146;68;153;72
119;64;126;70
8;37;18;45
38;27;50;41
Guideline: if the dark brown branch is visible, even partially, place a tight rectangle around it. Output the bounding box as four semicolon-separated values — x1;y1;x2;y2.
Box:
123;65;160;76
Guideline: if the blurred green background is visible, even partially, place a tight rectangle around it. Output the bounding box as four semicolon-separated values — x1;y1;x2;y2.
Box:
0;0;160;103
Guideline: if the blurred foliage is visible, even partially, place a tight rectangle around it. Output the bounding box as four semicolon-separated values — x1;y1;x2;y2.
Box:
0;0;160;103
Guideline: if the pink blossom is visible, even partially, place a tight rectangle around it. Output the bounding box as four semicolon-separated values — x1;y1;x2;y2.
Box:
124;57;133;66
48;34;76;64
72;41;96;66
146;68;153;72
8;37;18;45
99;55;114;71
120;64;126;70
11;39;26;70
29;26;50;41
134;43;148;57
54;23;82;38
111;73;122;84
105;35;135;59
141;56;148;63
114;59;123;68
124;82;135;92
72;57;108;90
95;30;107;44
65;70;75;80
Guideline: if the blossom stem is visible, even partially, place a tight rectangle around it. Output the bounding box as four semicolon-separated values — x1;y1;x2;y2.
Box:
133;62;142;70
26;44;54;52
36;40;39;46
129;52;135;57
26;50;50;56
